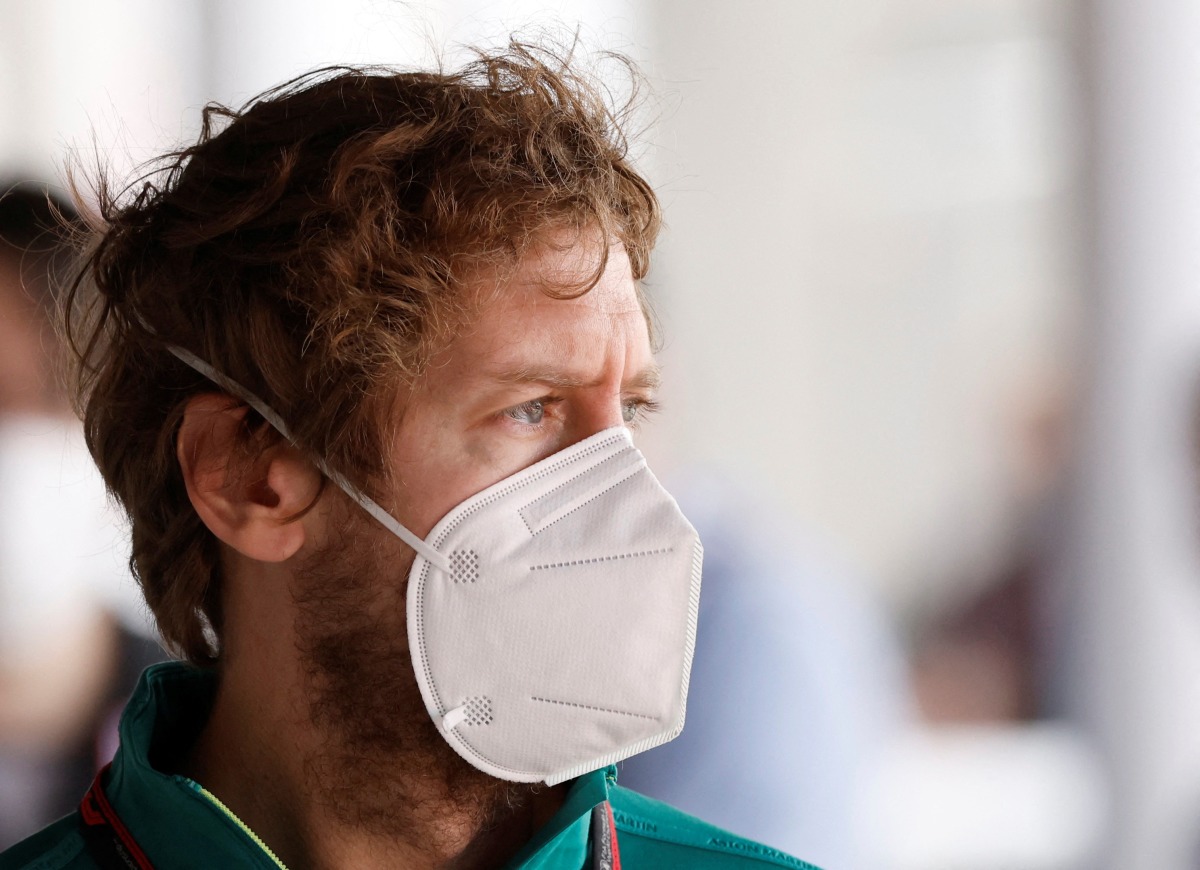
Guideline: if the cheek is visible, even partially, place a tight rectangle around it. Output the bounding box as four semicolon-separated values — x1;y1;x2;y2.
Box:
386;395;561;539
388;425;503;539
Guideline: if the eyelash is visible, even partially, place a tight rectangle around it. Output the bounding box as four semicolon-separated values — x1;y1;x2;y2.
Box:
501;397;662;427
503;397;563;425
625;399;661;426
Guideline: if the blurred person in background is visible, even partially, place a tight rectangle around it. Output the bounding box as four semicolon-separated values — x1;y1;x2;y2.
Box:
1;46;819;869
0;181;161;848
619;472;910;869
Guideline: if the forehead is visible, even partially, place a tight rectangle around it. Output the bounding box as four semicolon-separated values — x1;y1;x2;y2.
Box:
418;238;652;384
457;237;649;350
472;237;645;318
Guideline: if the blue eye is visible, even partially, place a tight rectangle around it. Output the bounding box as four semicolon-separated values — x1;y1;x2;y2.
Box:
622;399;660;425
505;399;545;425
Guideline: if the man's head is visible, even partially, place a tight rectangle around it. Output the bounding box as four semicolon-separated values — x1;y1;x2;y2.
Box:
67;43;661;667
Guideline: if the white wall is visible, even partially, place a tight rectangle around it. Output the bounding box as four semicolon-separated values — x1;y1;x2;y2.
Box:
0;0;207;190
644;0;1080;617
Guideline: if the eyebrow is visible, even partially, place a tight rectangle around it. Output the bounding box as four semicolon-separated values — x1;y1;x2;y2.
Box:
490;364;662;392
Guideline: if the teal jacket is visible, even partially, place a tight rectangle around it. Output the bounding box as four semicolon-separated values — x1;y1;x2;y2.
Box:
1;663;818;869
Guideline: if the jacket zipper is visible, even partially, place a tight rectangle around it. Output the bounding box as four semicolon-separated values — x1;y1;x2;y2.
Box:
176;776;289;870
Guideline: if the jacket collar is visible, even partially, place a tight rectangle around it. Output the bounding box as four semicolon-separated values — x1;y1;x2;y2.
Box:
103;661;613;869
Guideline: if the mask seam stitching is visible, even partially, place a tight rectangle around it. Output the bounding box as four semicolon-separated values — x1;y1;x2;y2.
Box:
529;547;673;571
529;696;657;720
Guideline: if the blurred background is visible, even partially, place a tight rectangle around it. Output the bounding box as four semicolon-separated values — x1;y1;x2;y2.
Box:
2;0;1198;867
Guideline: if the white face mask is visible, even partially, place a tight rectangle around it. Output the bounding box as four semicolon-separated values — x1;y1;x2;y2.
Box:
168;347;703;785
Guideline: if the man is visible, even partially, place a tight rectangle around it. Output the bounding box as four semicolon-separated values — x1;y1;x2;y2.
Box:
1;44;817;869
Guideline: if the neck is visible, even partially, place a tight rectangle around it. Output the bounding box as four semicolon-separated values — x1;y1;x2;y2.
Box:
180;645;563;870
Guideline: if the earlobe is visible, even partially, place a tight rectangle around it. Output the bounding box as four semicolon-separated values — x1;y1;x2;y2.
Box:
177;393;321;563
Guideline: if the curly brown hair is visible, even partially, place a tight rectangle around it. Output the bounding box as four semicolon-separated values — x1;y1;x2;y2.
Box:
65;42;661;666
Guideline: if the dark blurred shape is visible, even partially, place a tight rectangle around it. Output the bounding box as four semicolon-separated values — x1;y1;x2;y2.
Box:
908;380;1071;727
911;560;1039;723
0;181;79;415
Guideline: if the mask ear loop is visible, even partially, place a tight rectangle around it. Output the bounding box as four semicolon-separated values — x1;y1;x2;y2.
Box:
163;343;453;575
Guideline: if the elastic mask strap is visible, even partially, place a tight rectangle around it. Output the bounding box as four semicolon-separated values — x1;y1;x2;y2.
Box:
165;344;452;574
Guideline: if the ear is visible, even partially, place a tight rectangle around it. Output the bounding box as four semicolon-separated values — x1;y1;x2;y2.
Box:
177;393;322;563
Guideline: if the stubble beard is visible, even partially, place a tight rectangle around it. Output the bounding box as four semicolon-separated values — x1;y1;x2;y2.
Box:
291;497;537;849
